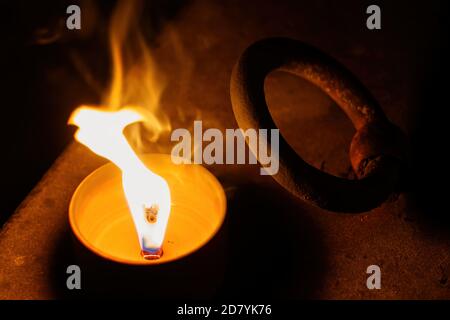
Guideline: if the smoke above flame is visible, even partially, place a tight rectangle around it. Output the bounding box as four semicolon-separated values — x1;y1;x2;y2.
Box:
106;0;170;147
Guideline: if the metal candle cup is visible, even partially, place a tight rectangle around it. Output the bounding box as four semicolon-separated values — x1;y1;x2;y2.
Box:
69;153;227;297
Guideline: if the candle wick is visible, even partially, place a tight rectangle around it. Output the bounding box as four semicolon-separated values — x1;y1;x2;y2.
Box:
141;247;163;260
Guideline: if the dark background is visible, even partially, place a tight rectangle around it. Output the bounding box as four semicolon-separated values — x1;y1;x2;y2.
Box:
2;0;448;229
0;0;449;299
1;0;449;236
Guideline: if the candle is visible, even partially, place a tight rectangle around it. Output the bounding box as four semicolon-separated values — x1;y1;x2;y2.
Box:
69;153;226;265
66;107;227;297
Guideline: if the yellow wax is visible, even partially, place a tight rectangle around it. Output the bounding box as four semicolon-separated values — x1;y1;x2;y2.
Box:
69;154;226;265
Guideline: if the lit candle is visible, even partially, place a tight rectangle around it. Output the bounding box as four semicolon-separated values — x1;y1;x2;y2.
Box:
68;107;226;265
69;153;226;265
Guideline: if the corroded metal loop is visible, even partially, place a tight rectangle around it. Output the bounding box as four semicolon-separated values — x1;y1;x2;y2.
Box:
230;37;406;213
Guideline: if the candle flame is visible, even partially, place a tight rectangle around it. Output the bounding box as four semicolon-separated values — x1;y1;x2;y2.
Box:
68;0;172;258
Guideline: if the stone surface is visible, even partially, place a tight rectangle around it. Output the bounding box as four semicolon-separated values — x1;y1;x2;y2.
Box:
1;0;449;299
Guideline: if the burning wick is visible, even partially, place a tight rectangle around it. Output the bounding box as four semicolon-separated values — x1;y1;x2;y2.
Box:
68;107;171;260
141;246;163;260
144;204;159;224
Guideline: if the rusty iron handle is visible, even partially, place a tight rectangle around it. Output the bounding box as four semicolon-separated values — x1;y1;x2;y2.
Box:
230;37;406;213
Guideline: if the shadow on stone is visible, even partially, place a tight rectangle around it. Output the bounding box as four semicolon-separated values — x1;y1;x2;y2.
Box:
407;2;450;236
219;181;328;299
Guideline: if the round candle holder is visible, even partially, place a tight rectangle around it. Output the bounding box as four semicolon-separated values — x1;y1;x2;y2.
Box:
69;153;227;298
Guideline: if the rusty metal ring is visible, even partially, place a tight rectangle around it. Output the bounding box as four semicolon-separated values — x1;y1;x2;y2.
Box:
230;37;406;213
